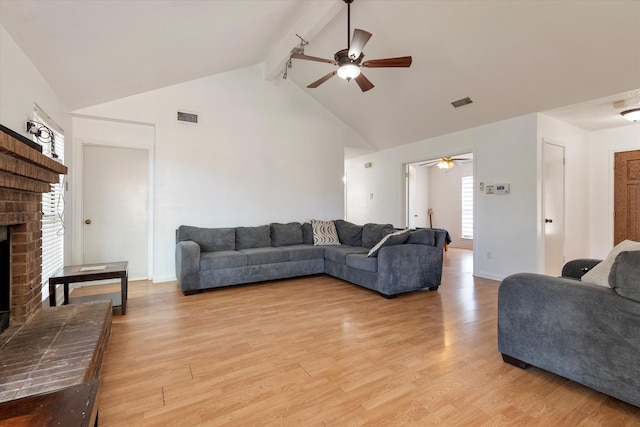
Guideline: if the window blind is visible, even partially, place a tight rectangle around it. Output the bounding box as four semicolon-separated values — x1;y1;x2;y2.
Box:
461;176;473;239
32;106;65;296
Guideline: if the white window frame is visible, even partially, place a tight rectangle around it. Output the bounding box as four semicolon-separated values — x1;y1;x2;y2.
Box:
461;175;473;239
32;105;65;300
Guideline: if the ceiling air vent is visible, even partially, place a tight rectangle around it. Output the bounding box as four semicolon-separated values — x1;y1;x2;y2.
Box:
451;97;473;108
177;111;198;124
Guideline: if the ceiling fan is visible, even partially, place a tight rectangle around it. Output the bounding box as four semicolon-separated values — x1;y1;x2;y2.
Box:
419;157;473;169
291;0;412;92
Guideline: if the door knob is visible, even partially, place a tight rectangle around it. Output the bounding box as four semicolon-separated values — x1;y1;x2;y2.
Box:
545;218;553;223
85;219;92;225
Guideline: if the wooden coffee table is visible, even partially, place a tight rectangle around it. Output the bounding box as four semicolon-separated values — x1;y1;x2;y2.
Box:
49;261;128;314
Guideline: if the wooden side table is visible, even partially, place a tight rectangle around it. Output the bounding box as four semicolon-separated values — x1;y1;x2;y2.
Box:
49;261;129;314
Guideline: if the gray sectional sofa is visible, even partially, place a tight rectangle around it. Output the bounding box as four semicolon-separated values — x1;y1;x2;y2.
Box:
175;220;446;298
498;251;640;408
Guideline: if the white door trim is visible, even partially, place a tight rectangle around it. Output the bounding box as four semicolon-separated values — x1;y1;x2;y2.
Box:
541;138;566;275
71;116;155;280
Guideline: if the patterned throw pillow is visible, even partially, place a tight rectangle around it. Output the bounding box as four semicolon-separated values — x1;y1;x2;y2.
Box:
367;229;411;257
311;219;341;246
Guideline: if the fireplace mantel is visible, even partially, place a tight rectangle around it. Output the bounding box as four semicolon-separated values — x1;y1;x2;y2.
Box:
0;125;67;324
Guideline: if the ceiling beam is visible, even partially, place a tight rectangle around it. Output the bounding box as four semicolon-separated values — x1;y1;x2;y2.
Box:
263;0;343;81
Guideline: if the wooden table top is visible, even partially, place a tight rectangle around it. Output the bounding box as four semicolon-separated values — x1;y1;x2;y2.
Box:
49;261;128;281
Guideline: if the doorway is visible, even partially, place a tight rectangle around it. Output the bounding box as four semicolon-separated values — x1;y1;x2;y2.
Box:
614;149;640;244
542;141;565;276
404;153;473;249
82;145;149;279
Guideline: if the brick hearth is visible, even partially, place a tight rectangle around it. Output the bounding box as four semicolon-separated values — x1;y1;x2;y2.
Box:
0;125;67;324
0;300;112;402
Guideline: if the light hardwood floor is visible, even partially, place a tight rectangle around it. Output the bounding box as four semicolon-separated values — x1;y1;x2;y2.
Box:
74;249;640;426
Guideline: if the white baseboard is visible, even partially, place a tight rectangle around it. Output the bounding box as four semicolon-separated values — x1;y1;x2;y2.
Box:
152;275;177;283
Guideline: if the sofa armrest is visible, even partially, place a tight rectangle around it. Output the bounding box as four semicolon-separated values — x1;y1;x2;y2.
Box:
176;241;201;292
376;243;443;295
561;258;601;279
498;273;640;407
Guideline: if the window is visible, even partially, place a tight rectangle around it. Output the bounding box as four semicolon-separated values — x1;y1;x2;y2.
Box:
32;105;65;298
461;176;473;239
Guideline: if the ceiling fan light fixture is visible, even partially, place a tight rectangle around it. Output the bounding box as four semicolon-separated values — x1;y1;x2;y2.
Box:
337;63;361;80
621;108;640;122
437;159;455;169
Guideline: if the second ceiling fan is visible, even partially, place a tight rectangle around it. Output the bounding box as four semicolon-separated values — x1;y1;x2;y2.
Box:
291;0;412;92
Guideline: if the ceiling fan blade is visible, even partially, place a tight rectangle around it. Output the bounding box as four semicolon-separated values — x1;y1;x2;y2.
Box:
354;73;374;92
291;53;337;65
362;56;413;68
307;70;337;88
348;29;372;59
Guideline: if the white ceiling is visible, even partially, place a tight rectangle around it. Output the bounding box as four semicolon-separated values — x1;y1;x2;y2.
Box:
2;0;639;153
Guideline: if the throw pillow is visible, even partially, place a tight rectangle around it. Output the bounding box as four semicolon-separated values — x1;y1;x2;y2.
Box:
367;229;411;257
406;229;436;246
361;223;395;248
301;222;314;245
270;222;303;247
581;239;640;287
235;225;271;250
608;250;640;302
311;219;341;246
334;219;363;246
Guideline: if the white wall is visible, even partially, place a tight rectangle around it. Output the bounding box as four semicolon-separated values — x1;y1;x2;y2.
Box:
538;115;640;260
0;24;74;265
346;114;539;281
428;162;473;249
588;124;640;258
74;64;368;282
0;25;69;142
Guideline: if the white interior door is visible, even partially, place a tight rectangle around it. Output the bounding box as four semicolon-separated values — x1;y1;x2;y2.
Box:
83;145;148;279
543;141;565;276
405;163;430;229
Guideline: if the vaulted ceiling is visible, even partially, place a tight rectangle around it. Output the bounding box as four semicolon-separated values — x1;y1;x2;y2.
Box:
2;0;639;152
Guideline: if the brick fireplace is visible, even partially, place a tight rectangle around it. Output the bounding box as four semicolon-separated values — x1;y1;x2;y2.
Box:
0;124;67;328
0;125;113;410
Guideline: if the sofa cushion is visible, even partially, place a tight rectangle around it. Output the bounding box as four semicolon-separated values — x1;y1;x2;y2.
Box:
406;229;436;246
282;244;325;261
302;222;314;245
346;253;378;272
334;219;363;246
270;222;303;247
200;250;247;270
361;223;394;249
324;246;369;264
311;219;341;246
239;247;290;265
582;240;640;287
236;225;271;250
608;250;640;302
177;225;235;252
367;229;411;257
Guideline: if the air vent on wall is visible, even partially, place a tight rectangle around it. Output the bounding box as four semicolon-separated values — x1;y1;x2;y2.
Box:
451;97;473;108
177;111;198;124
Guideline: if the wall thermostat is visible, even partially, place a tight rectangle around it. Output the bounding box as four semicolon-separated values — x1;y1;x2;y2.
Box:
495;183;510;194
486;183;510;195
